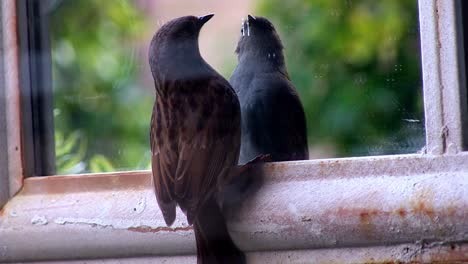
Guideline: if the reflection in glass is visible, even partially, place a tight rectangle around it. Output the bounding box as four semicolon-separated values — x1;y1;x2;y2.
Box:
50;0;423;174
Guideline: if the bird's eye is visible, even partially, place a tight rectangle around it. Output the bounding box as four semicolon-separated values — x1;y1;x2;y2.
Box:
241;27;244;34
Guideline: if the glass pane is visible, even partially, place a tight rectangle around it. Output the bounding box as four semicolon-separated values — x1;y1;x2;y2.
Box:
50;0;424;174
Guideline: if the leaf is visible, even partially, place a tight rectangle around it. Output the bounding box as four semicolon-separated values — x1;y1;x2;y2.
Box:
89;154;115;172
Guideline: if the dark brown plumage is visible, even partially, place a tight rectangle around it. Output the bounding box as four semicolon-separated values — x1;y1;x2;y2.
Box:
148;15;245;263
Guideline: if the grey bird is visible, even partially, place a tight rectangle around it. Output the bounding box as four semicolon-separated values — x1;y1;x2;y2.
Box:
148;14;245;264
230;15;309;163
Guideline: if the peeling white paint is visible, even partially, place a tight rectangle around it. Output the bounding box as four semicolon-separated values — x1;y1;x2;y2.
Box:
231;221;289;234
53;217;144;229
53;217;186;232
31;215;48;226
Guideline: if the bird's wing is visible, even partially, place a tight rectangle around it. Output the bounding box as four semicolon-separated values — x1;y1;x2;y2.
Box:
151;100;178;226
245;74;309;161
176;77;240;224
151;77;240;225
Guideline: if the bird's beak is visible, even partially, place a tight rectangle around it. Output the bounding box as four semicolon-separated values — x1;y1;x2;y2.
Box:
198;14;214;25
247;14;256;22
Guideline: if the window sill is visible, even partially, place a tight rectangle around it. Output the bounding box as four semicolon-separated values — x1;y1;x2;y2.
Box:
1;153;468;263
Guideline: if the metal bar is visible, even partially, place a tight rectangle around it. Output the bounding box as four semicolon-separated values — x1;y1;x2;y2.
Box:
19;243;468;264
0;153;467;262
419;0;445;155
436;0;467;154
419;0;468;154
1;0;23;206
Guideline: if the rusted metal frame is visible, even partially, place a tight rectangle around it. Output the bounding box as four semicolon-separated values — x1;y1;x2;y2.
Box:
0;0;24;208
419;0;467;154
0;153;467;262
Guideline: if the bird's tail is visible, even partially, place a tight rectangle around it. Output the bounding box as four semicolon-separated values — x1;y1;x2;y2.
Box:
194;197;246;264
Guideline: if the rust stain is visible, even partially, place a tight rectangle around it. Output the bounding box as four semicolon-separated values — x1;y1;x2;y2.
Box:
446;206;456;217
396;208;407;218
359;209;379;239
332;207;389;217
327;207;390;239
411;200;435;219
409;187;437;220
427;243;468;263
128;225;193;233
359;209;379;220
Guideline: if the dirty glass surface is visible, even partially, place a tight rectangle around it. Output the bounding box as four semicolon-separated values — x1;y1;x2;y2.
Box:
49;0;423;174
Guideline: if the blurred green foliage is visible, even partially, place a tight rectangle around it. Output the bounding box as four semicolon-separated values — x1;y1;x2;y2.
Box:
51;0;424;174
51;0;151;174
257;0;424;156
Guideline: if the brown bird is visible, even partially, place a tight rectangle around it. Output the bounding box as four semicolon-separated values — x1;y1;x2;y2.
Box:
148;15;245;263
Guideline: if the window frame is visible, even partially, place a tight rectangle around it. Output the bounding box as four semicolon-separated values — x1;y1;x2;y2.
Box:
420;0;468;155
0;0;23;207
16;0;56;177
1;0;468;263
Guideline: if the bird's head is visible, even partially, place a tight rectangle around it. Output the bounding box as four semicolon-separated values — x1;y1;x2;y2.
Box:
149;14;214;62
235;15;284;62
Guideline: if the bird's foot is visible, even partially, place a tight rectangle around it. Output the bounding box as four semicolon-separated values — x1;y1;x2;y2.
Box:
220;154;271;211
243;153;272;167
222;153;271;185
